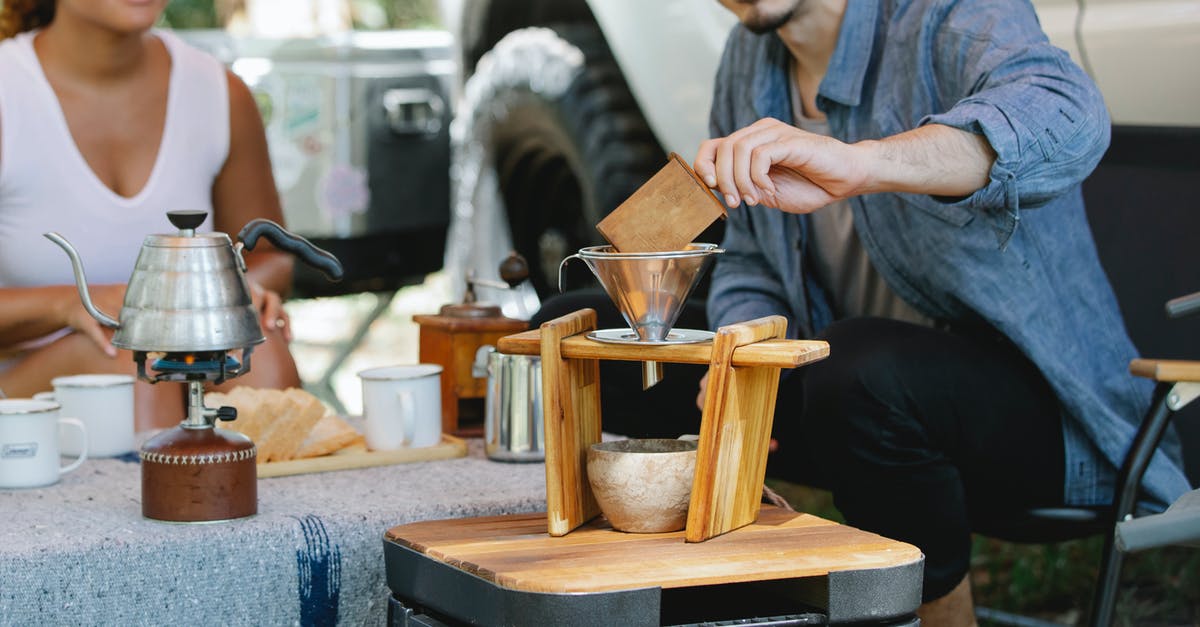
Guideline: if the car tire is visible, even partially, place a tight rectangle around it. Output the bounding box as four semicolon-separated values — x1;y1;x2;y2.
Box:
446;24;664;298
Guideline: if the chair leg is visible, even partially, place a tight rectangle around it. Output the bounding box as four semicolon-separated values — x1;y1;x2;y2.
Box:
1088;531;1125;627
1087;383;1176;627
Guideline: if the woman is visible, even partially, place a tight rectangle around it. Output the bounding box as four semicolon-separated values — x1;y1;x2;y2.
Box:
0;0;301;431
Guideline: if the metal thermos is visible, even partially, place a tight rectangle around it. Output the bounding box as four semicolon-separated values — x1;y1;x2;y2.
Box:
475;346;544;462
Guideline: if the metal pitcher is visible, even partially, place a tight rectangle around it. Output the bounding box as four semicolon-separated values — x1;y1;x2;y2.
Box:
475;346;544;462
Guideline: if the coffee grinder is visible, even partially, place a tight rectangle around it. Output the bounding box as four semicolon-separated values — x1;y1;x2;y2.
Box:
413;253;530;436
47;211;343;522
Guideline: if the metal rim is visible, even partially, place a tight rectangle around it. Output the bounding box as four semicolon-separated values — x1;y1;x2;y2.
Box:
0;399;61;415
142;233;230;248
50;374;135;389
576;243;723;260
357;363;444;381
587;328;714;345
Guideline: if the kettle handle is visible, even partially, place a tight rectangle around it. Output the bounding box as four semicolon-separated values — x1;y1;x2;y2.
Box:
237;219;344;282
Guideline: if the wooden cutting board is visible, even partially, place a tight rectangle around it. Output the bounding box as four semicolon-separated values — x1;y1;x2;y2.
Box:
257;434;466;478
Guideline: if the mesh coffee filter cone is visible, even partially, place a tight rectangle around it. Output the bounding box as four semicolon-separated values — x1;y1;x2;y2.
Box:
569;244;722;341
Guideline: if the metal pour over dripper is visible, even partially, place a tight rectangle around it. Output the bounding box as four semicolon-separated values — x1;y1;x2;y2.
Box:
558;243;723;389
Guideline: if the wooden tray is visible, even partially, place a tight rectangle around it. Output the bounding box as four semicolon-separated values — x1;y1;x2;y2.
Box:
257;434;467;478
386;505;923;593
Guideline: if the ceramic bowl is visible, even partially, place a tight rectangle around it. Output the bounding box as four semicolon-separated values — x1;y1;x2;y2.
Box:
586;438;698;533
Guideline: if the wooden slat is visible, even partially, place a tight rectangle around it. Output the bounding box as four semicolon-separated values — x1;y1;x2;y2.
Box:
1130;358;1200;382
385;506;922;593
540;309;603;536
497;329;828;368
687;316;788;542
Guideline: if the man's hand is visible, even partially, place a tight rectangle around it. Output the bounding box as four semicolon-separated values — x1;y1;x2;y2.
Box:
693;117;872;214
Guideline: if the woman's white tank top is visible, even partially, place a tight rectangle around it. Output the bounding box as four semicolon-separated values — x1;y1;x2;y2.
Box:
0;29;229;288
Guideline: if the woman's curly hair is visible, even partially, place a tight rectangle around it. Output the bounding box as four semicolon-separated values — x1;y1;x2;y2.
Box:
0;0;55;40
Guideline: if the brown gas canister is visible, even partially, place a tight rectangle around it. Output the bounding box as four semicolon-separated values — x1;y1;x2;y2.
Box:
140;426;257;523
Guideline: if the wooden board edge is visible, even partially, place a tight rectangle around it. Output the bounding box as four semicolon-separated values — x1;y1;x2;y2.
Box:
668;151;727;219
257;433;467;478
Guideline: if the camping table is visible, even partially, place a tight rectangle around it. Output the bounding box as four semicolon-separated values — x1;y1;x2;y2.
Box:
0;439;545;625
383;505;925;626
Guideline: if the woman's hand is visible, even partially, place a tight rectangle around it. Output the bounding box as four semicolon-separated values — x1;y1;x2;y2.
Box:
56;284;125;358
249;281;292;343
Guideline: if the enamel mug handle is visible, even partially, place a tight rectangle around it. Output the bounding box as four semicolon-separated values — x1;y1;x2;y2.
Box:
57;417;87;475
396;389;415;446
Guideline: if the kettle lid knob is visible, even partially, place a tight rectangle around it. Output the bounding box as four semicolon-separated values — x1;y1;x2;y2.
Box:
167;210;208;233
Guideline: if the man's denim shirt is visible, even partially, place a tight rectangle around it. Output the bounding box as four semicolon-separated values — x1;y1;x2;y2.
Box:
706;0;1190;508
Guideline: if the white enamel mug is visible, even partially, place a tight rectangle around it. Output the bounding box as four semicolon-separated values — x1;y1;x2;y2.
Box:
358;364;443;450
41;374;135;458
0;399;87;489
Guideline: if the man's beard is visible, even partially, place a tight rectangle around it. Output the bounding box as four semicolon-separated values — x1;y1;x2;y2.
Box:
740;3;799;34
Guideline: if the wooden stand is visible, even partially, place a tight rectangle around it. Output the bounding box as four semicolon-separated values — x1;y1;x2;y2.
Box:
415;310;528;436
496;308;829;542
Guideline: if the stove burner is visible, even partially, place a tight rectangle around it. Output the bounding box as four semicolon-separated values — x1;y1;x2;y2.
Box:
151;353;241;374
134;349;252;384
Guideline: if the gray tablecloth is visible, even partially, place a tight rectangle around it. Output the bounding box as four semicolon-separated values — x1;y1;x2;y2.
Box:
0;439;546;626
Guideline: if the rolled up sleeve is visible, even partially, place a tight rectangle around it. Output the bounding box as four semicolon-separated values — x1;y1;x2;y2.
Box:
918;0;1111;244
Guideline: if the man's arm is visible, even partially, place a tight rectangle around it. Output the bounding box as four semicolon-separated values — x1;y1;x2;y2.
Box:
693;118;995;214
696;0;1107;218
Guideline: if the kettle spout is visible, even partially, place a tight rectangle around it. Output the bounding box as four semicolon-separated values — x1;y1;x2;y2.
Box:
43;232;121;329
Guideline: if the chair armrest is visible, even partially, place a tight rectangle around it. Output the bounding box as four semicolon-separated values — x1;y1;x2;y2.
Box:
1116;488;1200;552
1129;359;1200;382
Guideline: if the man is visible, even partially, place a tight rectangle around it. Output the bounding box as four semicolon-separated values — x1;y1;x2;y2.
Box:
693;0;1191;623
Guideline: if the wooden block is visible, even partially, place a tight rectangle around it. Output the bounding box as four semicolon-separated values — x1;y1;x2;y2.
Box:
539;309;603;536
596;152;727;252
687;315;788;543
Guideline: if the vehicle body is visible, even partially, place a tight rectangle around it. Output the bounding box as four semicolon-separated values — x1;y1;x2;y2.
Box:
182;29;456;299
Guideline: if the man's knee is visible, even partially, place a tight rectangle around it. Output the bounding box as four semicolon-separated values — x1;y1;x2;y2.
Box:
806;318;915;413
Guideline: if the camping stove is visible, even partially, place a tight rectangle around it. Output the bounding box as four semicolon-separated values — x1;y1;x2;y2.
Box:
138;349;257;523
48;210;344;523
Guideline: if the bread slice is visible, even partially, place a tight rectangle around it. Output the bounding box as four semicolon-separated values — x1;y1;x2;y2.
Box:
210;386;273;443
295;415;365;458
205;386;356;462
267;388;329;461
206;389;251;440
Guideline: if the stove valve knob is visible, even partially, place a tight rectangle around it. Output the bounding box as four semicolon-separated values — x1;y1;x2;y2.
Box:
216;406;238;422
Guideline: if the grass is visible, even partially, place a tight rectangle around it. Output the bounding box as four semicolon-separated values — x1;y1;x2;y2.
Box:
765;479;1200;626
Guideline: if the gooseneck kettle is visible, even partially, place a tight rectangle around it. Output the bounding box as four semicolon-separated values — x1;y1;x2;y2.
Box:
45;210;343;355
